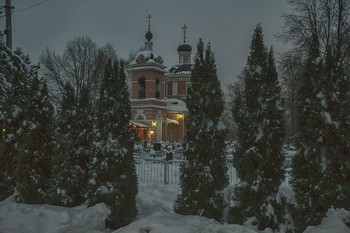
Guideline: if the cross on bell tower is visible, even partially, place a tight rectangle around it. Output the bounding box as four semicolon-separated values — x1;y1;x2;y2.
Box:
145;14;154;51
182;24;188;43
177;25;192;64
147;14;152;31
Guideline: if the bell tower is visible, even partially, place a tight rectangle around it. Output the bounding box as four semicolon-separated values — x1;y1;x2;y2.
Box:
165;25;193;101
178;24;192;64
128;15;167;142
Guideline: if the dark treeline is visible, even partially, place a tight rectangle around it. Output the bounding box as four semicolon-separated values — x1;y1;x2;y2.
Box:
0;37;137;230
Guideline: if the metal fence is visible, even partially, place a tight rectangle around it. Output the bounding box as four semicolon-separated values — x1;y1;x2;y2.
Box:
134;156;183;184
133;143;294;185
134;154;239;185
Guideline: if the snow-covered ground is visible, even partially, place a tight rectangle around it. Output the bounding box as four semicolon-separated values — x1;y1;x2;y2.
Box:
0;145;348;233
1;182;349;233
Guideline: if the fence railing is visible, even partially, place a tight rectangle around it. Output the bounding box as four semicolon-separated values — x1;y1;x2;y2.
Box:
134;156;182;184
133;143;294;185
134;154;239;185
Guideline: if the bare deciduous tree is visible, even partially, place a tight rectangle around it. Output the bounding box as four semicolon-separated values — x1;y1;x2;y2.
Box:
278;0;350;140
40;36;117;103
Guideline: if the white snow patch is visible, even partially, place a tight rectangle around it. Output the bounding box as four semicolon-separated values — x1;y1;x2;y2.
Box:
217;120;226;131
0;196;110;233
303;208;350;233
11;105;21;118
321;111;332;124
256;65;262;74
255;125;263;143
113;211;258;233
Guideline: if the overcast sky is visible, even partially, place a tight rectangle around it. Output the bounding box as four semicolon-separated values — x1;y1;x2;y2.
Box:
2;0;292;90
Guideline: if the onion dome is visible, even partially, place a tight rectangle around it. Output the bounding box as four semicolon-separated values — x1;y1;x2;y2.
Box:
177;44;192;52
145;30;153;41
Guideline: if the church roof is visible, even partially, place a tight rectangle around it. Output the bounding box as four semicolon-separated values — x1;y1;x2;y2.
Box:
165;98;187;112
129;50;164;66
169;63;193;74
177;44;192;52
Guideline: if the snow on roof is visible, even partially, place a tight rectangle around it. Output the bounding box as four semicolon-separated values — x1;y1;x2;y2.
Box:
163;98;188;112
169;64;193;74
130;120;149;128
129;50;164;66
166;118;179;125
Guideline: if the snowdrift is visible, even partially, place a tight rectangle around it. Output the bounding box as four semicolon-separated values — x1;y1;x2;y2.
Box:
0;183;349;233
113;211;258;233
0;196;110;233
303;208;350;233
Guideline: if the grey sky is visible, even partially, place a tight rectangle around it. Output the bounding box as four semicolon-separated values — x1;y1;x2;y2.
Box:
3;0;292;90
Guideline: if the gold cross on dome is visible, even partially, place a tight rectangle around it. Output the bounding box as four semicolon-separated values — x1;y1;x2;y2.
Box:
147;14;152;31
182;24;188;43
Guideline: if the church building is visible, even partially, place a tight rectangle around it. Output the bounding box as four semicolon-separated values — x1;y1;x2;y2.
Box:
128;15;193;143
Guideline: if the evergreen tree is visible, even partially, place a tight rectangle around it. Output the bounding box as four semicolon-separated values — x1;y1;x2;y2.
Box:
292;33;350;232
0;39;15;201
174;39;228;221
48;83;94;206
15;76;54;203
321;49;350;211
0;40;39;200
88;60;137;230
231;25;286;231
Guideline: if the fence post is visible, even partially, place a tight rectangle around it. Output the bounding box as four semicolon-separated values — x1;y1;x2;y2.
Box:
164;161;169;185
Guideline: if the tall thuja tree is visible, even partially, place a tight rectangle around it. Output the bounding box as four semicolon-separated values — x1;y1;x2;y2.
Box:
15;76;54;204
291;34;327;231
49;83;77;206
231;25;286;231
292;33;350;232
321;48;350;210
0;40;39;200
49;83;94;206
0;38;15;200
88;59;137;230
174;39;228;221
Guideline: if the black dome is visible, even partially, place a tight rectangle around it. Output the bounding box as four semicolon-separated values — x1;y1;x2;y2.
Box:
177;44;192;52
145;31;153;41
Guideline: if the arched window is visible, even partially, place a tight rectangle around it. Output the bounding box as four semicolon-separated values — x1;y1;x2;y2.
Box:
138;77;145;98
155;78;160;98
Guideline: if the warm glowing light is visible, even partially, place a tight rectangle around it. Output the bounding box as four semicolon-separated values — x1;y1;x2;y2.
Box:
150;130;154;134
2;128;5;133
178;114;183;119
151;121;157;127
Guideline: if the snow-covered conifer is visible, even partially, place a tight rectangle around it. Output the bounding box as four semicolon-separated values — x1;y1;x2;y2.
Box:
231;25;287;231
88;59;137;230
0;39;40;201
15;76;54;204
292;32;350;232
174;39;228;221
49;83;93;206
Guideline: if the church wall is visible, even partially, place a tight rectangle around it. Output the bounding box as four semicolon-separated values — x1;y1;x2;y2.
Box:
165;76;190;100
130;69;165;99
